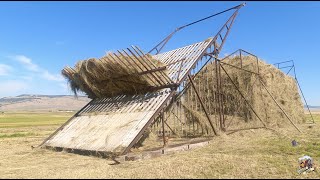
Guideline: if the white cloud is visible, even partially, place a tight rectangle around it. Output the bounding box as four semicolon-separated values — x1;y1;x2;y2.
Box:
0;64;12;76
0;80;28;97
9;55;64;82
42;70;64;82
11;55;39;72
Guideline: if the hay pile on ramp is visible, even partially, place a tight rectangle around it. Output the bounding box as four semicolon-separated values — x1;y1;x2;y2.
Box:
62;51;170;99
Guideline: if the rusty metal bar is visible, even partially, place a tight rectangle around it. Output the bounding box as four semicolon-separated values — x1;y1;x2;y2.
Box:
115;51;142;73
220;61;259;75
255;56;260;75
161;111;167;146
216;12;239;54
220;49;240;61
188;74;218;136
176;59;185;83
215;58;223;131
119;49;160;86
175;54;214;101
111;66;167;82
286;66;294;75
219;62;267;127
148;3;245;55
218;58;226;131
258;77;302;132
131;46;170;85
126;48;164;86
164;121;178;136
173;4;244;96
273;60;293;66
239;49;259;58
240;50;242;68
122;90;176;155
278;65;294;69
293;65;315;124
105;54;129;73
148;83;179;91
134;47;174;85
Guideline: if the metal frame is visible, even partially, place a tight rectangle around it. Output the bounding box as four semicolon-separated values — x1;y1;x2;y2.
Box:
124;3;246;153
148;3;245;55
274;60;315;124
41;3;248;157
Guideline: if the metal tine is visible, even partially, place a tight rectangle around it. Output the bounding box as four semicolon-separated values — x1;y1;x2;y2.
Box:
131;46;157;69
115;51;144;75
125;48;163;87
134;46;177;84
116;50;142;73
131;46;171;85
107;52;130;70
107;52;134;74
120;49;159;86
107;52;140;85
126;48;150;71
135;46;174;83
105;53;128;68
100;53;122;73
112;51;157;88
130;46;166;84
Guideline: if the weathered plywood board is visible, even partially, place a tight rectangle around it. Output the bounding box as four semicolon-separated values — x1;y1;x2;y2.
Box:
43;89;172;153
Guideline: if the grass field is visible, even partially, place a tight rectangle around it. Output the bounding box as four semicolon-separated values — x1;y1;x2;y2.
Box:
0;112;319;178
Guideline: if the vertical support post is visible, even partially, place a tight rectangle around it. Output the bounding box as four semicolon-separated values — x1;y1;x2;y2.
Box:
161;111;166;147
293;65;315;124
218;58;226;131
215;57;225;131
240;50;242;69
256;56;260;74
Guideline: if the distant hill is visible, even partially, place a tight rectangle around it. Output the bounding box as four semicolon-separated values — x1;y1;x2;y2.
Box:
0;94;91;112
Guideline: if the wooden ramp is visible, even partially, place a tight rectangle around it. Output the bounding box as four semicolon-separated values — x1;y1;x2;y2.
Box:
41;38;214;155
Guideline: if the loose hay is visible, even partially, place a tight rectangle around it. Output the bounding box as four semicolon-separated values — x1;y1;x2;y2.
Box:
62;53;168;99
186;55;305;130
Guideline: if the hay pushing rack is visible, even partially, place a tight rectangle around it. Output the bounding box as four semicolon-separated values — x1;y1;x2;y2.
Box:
40;3;306;160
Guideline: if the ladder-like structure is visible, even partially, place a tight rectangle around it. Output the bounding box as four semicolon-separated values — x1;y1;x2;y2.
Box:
40;3;246;156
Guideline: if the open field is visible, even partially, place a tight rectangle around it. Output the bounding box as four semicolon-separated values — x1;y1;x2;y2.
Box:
0;112;319;178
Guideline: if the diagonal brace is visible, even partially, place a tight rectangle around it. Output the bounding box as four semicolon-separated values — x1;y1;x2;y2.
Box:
188;75;219;136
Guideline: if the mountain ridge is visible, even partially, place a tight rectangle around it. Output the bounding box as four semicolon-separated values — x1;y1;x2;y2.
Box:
0;94;90;112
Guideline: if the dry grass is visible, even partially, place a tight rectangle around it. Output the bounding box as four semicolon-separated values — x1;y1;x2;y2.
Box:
0;113;319;178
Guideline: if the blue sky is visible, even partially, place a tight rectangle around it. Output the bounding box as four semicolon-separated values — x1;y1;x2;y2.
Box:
0;1;319;105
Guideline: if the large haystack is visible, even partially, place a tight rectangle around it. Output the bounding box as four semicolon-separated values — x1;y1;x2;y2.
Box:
62;53;168;99
185;55;305;129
